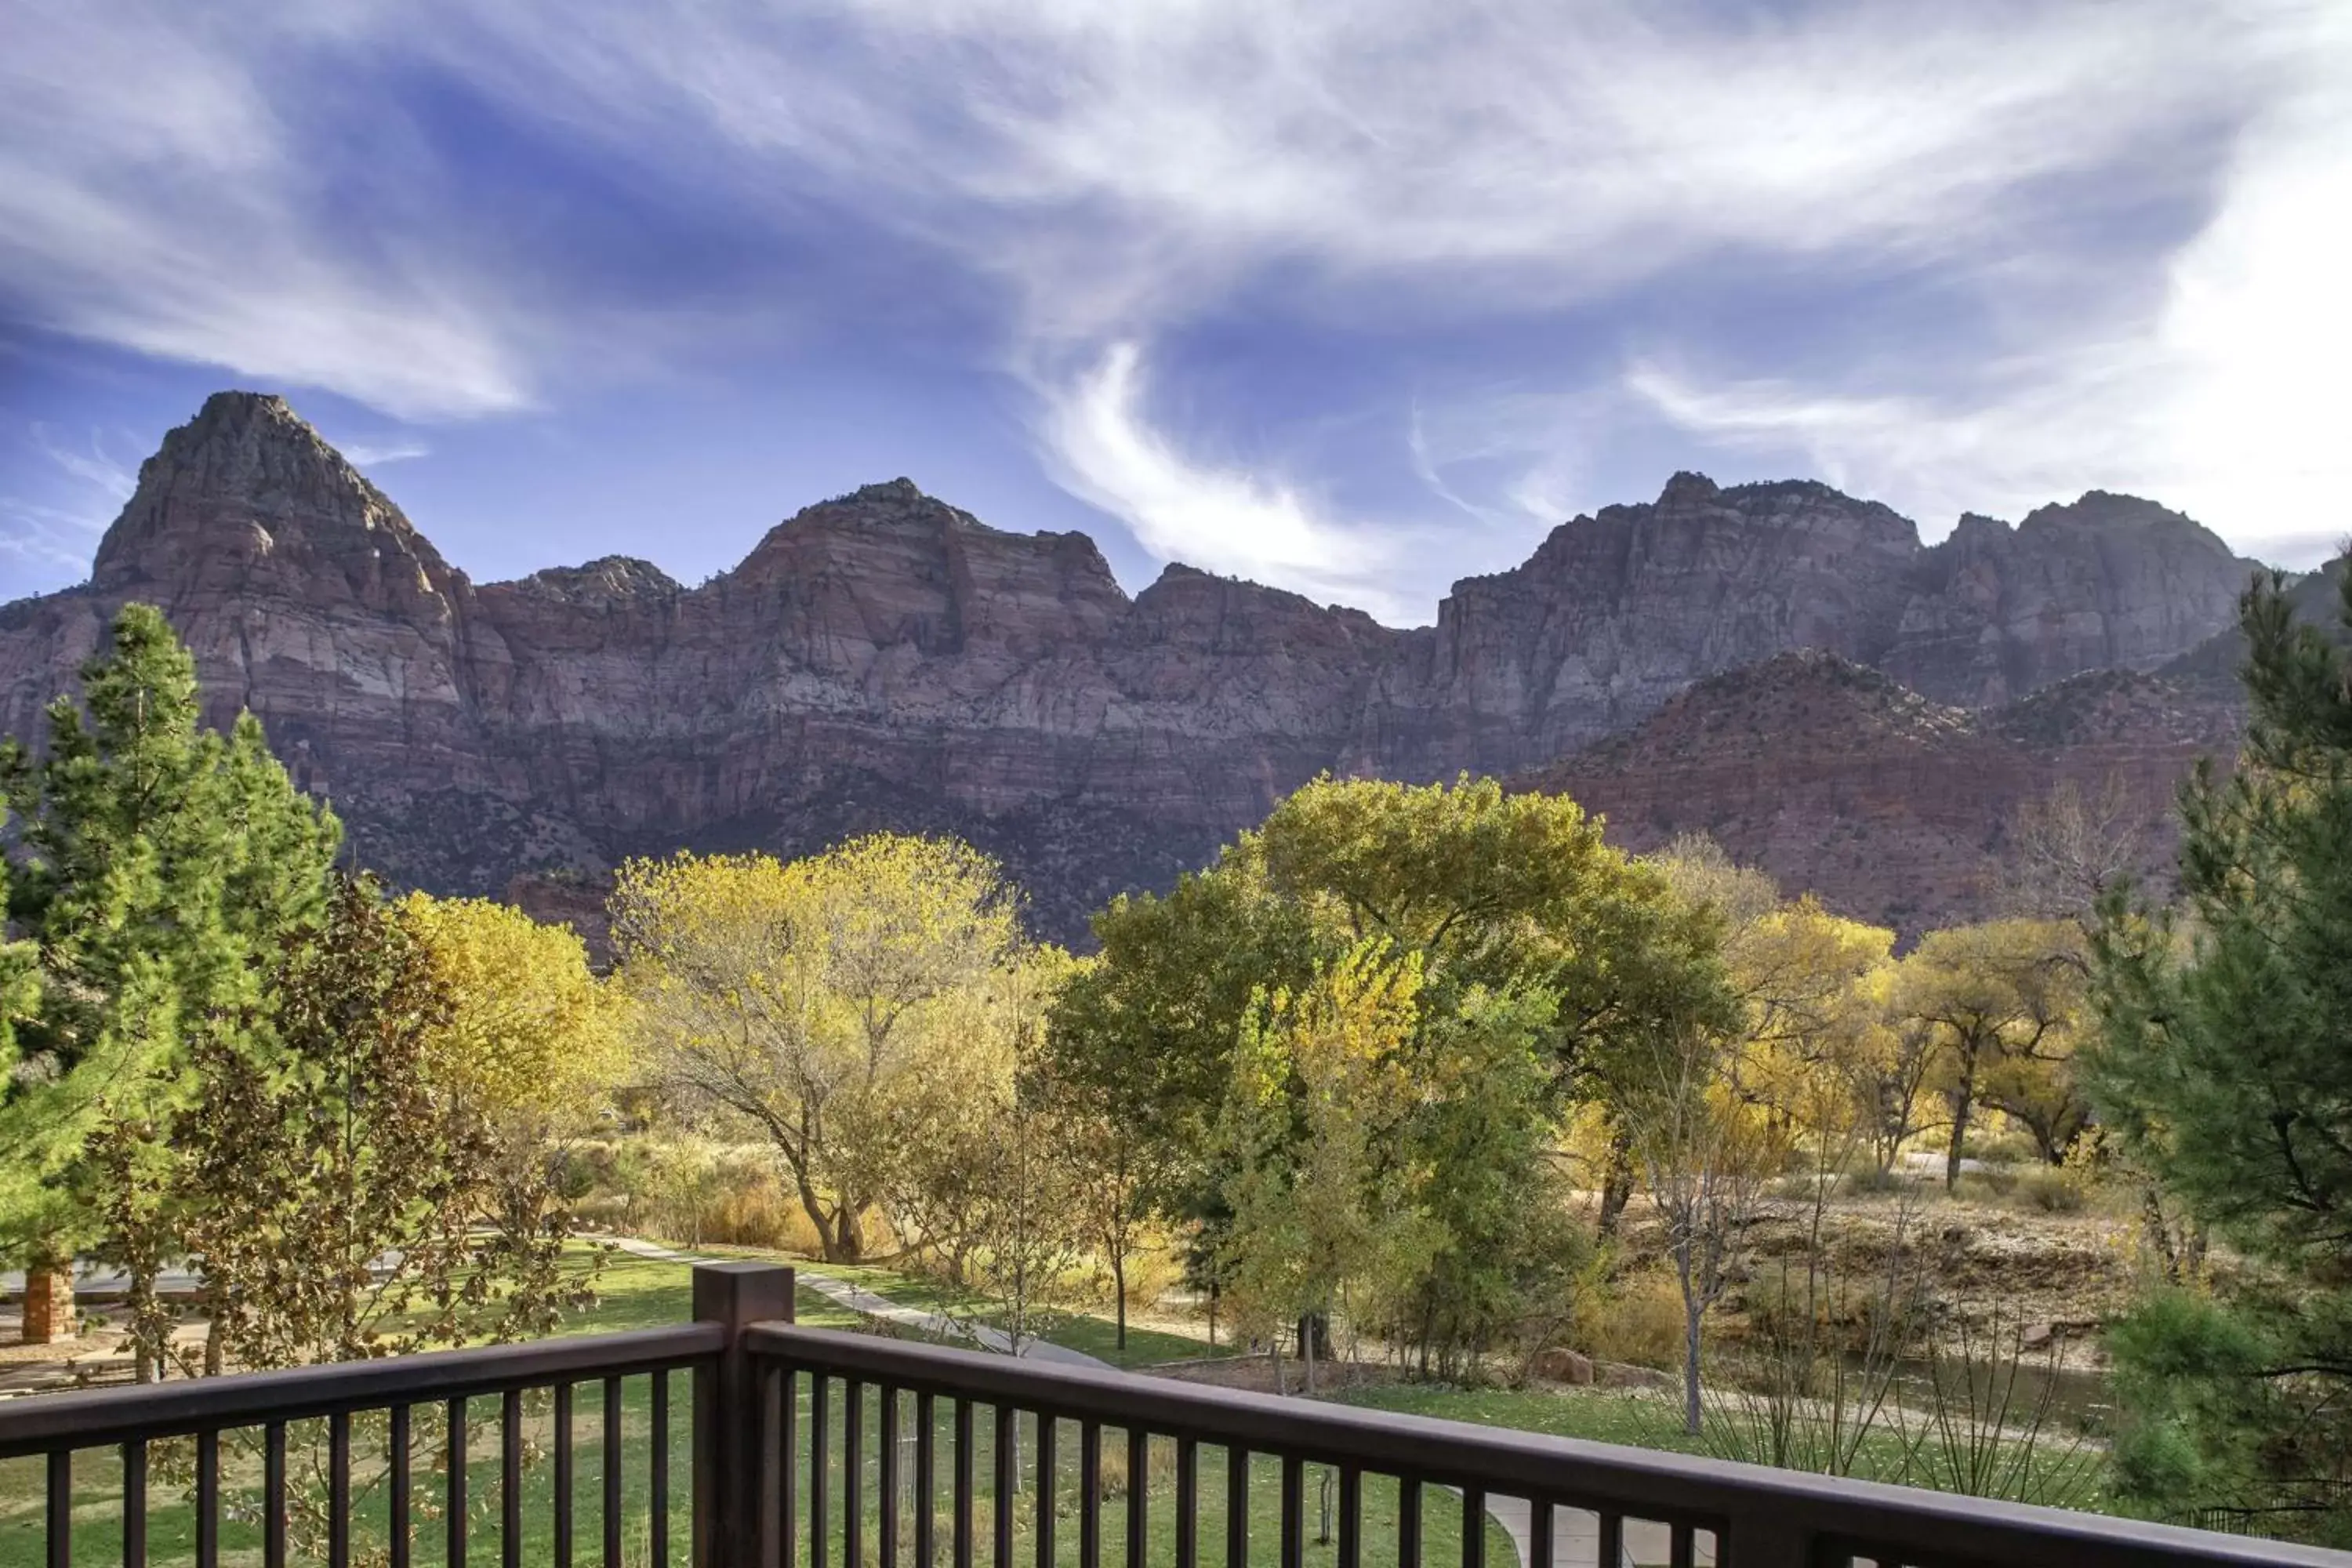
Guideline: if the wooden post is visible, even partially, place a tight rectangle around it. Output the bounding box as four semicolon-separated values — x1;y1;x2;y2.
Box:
694;1261;795;1568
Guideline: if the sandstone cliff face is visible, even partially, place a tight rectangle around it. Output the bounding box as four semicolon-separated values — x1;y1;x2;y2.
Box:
1881;492;2258;706
1362;474;1926;773
0;392;2267;942
1524;651;2244;937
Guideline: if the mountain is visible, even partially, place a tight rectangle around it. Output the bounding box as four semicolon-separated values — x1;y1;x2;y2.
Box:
0;391;2269;942
1522;651;2245;936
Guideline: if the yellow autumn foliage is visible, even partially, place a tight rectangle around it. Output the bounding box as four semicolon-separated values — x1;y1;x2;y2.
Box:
397;891;630;1126
610;833;1069;1264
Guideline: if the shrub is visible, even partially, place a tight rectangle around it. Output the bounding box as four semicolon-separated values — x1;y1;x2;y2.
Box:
1958;1167;2020;1201
1962;1129;2041;1167
1842;1165;1907;1198
2014;1167;2087;1214
1108;1243;1188;1316
1580;1270;1687;1371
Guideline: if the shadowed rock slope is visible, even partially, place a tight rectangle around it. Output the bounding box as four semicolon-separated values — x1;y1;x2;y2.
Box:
1523;650;2245;937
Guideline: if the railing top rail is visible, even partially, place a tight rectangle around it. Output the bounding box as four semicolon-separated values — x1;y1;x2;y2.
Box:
747;1321;2352;1568
0;1322;723;1457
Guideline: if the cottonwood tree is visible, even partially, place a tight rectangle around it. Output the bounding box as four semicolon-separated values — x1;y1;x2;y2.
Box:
400;891;631;1239
1051;1070;1171;1353
957;949;1091;1356
2009;773;2156;932
1215;942;1441;1394
1647;839;1896;1178
1051;775;1730;1370
615;835;1029;1263
168;874;590;1556
1894;920;2082;1190
176;875;588;1370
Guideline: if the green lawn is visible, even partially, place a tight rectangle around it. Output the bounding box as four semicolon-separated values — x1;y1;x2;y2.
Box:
1336;1384;1700;1456
694;1250;1219;1370
1343;1380;2107;1515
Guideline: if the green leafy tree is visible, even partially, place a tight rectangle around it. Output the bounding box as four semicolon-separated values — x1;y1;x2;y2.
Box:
1216;942;1443;1392
1050;775;1724;1374
2089;564;2352;1542
1046;859;1326;1222
0;605;338;1349
0;797;45;1243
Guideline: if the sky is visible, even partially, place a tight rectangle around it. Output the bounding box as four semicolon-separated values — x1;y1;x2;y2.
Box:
2;0;2347;625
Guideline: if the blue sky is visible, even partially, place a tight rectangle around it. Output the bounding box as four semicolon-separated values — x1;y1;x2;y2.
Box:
2;0;2347;623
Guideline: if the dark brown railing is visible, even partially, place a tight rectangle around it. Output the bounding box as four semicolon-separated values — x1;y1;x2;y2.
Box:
3;1260;2345;1568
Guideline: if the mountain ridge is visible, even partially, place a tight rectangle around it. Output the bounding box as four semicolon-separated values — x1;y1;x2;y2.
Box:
0;390;2278;942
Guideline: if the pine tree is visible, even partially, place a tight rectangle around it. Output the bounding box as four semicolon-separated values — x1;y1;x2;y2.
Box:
2089;564;2352;1542
0;789;47;1242
0;604;339;1351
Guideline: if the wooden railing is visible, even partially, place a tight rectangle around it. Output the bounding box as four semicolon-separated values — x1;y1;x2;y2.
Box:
2;1261;2343;1568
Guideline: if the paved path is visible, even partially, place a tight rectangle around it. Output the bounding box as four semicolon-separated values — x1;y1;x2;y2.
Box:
608;1239;1110;1369
0;1265;207;1294
1476;1494;1702;1567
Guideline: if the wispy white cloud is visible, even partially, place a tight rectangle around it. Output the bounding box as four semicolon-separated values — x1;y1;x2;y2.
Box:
1618;1;2352;560
29;423;139;503
0;0;535;420
1035;342;1417;619
0;496;113;562
341;439;431;466
426;0;2285;340
411;0;2341;590
0;423;140;595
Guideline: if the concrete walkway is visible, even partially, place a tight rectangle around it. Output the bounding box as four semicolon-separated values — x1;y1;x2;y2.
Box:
608;1238;1111;1369
1477;1494;1704;1567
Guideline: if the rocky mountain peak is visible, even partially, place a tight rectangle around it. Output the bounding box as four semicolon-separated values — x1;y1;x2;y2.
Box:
2019;490;2236;555
89;388;455;602
506;555;684;608
1655;470;1722;507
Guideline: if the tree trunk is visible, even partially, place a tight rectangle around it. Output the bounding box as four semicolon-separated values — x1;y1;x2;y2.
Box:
1944;1053;1978;1192
130;1265;156;1383
1112;1247;1127;1352
1682;1290;1704;1436
1304;1312;1318;1396
1598;1127;1637;1236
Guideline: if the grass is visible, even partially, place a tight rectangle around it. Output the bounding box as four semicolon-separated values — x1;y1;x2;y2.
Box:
694;1249;1219;1370
1345;1376;2107;1516
1335;1384;1702;1456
